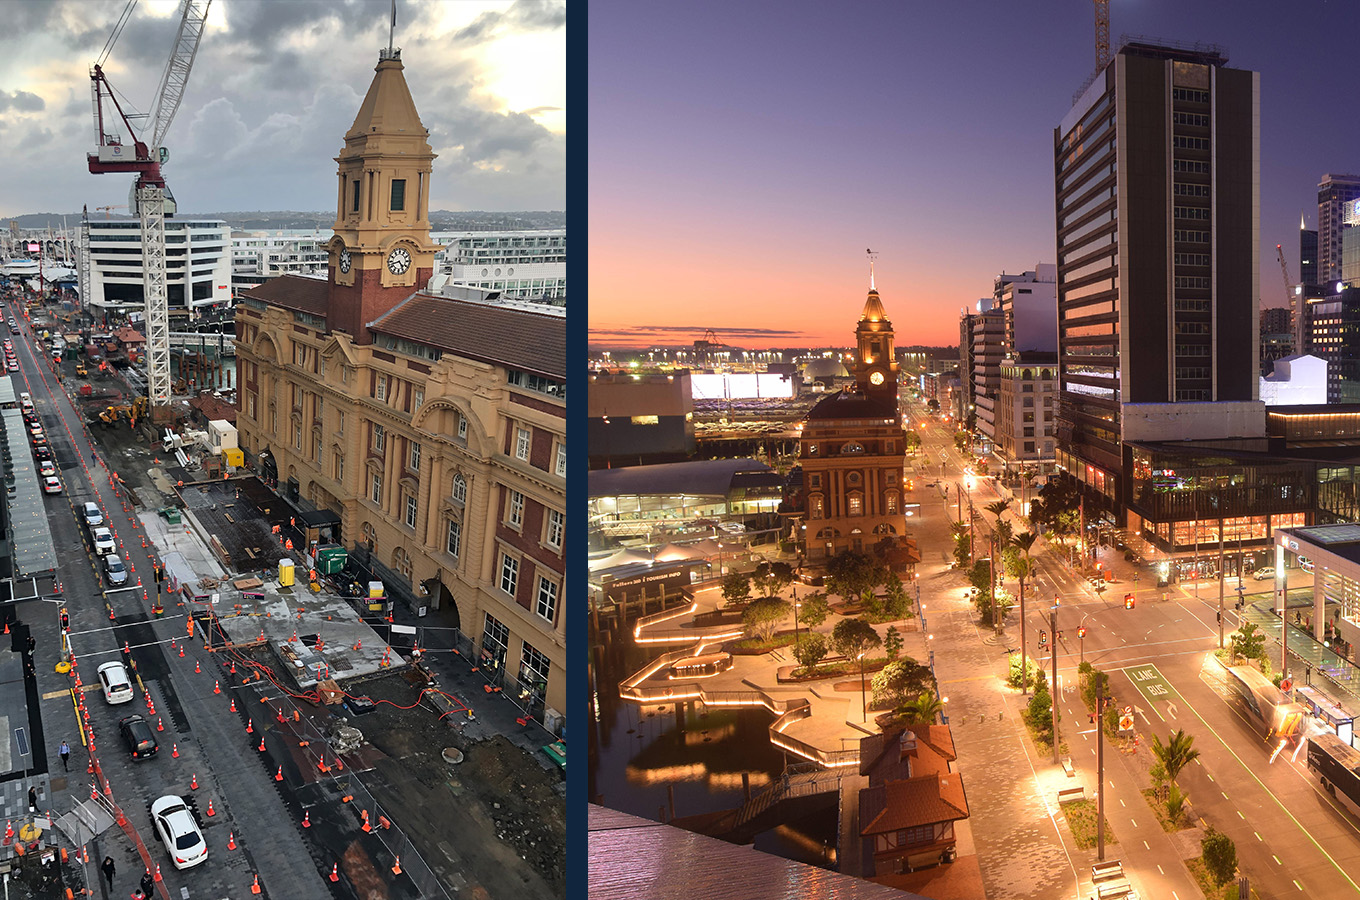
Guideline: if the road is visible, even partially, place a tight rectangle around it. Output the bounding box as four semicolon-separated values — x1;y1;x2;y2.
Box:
7;296;325;899
902;390;1360;899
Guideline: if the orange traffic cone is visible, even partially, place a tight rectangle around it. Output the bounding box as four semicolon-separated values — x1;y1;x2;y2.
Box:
328;863;339;882
230;698;237;713
258;736;266;752
274;766;283;782
171;744;178;758
230;661;237;674
360;810;371;832
194;660;200;674
214;681;221;694
301;810;310;828
246;719;253;734
227;831;236;850
156;717;163;732
154;865;162;882
205;799;214;816
250;874;261;895
392;856;402;876
178;645;184;657
190;773;198;790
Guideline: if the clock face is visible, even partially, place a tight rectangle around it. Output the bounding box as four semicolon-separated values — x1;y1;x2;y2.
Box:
338;249;351;274
387;247;412;275
869;370;885;386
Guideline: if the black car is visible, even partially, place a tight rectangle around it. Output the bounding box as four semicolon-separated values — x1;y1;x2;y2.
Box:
119;715;159;760
33;446;52;461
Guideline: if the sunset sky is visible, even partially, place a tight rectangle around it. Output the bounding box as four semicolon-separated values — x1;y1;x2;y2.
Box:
589;0;1360;350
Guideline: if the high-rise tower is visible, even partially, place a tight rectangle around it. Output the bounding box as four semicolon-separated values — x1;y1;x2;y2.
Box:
1318;174;1360;290
326;49;441;344
1053;40;1259;518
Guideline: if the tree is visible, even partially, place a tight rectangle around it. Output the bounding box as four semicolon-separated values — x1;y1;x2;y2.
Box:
742;596;791;641
825;552;882;602
883;574;909;619
1201;827;1238;886
792;633;828;671
1151;728;1201;786
896;691;944;726
954;431;970;452
1229;621;1266;664
831;617;882;660
1011;531;1039;693
796;592;830;628
983;499;1012;628
951;522;972;569
883;625;903;660
1164;782;1189;828
1029;477;1081;539
721;572;751;607
871;657;932;709
752;560;794;598
904;431;921;455
1026;670;1057;744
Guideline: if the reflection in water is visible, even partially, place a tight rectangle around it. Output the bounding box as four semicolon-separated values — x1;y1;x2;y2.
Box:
590;621;841;871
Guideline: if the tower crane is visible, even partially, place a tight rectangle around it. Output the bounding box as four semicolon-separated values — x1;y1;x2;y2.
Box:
87;0;211;419
1094;0;1110;69
1276;243;1301;355
95;205;127;218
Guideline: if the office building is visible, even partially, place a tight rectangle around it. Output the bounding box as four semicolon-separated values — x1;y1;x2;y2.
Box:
996;352;1058;471
84;218;232;313
959;300;1003;441
587;369;695;467
1302;219;1319;287
1343;197;1360;288
232;50;566;720
1054;39;1260;520
1319;174;1360;289
994;264;1058;355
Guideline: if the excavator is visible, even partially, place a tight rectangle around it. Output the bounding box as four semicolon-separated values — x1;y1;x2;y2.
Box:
98;396;149;429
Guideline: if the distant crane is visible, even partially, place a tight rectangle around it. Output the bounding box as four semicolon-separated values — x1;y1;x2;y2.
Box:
1094;0;1110;69
87;0;211;418
95;204;127;219
1276;243;1301;355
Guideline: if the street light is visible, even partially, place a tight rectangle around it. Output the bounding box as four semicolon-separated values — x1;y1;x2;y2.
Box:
1050;594;1061;765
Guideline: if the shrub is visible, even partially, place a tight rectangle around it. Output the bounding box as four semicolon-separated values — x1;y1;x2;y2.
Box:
1201;827;1237;886
872;658;933;709
722;572;751;607
792;633;828;671
883;625;903;660
742;596;791;641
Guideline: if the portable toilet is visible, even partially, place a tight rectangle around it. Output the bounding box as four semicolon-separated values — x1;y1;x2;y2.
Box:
279;558;295;587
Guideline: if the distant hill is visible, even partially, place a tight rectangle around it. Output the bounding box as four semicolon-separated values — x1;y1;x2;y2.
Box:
5;210;565;232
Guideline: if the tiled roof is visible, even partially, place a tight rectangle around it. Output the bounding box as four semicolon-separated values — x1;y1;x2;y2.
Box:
244;274;330;317
859;773;969;835
805;389;898;421
370;292;565;379
113;326;145;344
188;394;237;423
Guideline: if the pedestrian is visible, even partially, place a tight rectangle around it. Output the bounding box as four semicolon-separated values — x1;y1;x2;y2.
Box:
27;786;37;812
59;740;70;772
101;856;116;891
139;869;154;896
26;635;35;655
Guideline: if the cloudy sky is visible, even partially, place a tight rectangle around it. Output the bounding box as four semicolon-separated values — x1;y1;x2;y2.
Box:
0;0;565;217
590;0;1360;349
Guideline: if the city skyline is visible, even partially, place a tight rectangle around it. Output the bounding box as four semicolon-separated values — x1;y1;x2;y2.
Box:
0;0;565;217
589;0;1360;350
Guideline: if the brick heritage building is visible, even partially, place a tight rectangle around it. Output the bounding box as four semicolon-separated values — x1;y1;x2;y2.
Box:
232;50;566;720
799;285;908;560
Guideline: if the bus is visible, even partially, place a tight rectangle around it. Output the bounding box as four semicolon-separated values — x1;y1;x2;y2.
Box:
1307;733;1360;820
1225;665;1307;741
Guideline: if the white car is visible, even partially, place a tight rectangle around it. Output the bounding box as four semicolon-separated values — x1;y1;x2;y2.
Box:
1253;567;1276;581
151;796;208;870
103;554;128;586
82;502;103;527
92;527;116;555
38;460;55;477
97;661;134;704
42;476;61;494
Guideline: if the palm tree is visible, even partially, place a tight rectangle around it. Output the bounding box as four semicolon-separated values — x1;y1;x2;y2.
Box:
983;499;1012;628
1011;531;1039;695
895;691;945;726
1152;728;1201;786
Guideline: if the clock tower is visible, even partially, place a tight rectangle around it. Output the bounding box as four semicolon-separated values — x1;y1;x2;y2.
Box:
854;286;899;400
326;48;440;345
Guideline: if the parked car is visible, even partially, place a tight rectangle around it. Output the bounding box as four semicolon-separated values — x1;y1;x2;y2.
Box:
150;796;208;869
91;527;116;555
103;554;128;586
97;661;134;704
82;502;103;527
1253;567;1276;581
119;715;159;760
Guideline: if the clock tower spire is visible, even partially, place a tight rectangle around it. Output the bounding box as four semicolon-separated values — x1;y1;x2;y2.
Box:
855;281;898;400
326;49;440;344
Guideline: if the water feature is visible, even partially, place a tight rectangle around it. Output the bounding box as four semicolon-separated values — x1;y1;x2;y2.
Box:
588;619;839;868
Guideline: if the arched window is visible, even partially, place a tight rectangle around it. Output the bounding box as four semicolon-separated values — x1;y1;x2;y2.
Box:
885;491;899;514
841;441;866;455
809;494;825;519
452;474;467;505
847;492;864;516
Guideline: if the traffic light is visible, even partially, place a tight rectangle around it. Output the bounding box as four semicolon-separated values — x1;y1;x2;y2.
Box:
1039;630;1048;647
1057;630;1064;642
59;609;69;631
1078;626;1087;638
1124;593;1135;609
